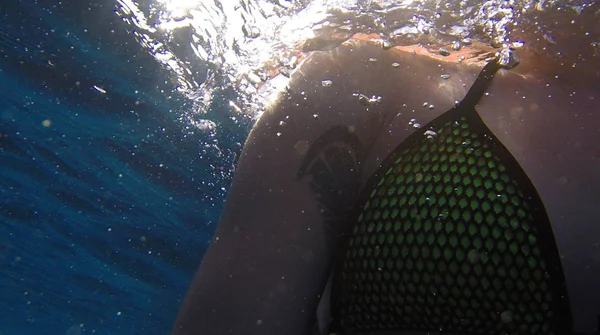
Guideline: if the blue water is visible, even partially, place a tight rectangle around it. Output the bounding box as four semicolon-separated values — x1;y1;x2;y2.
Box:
0;1;250;334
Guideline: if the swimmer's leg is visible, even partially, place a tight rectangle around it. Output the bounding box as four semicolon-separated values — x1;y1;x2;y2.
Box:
170;43;480;335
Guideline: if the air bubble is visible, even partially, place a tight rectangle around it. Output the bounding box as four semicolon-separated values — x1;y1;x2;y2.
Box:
285;56;298;69
381;40;392;50
591;41;600;55
511;40;525;48
321;80;333;87
247;72;262;84
358;94;370;106
451;40;461;51
391;62;400;68
393;26;419;36
439;47;450;56
279;67;291;77
441;74;450;80
242;24;260;38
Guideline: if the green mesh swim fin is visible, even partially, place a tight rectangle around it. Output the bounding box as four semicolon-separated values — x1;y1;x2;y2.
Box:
331;58;572;334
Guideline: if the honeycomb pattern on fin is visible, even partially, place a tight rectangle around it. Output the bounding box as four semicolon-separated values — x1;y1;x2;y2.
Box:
335;114;571;335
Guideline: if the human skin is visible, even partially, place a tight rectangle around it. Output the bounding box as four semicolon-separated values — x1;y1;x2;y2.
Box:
172;5;600;335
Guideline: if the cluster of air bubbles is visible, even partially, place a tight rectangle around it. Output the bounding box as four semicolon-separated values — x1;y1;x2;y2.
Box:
497;47;520;69
391;14;435;38
409;118;421;129
118;0;574;125
393;25;419;37
423;129;438;140
474;0;516;47
355;93;383;106
422;102;435;109
246;70;269;85
278;55;299;78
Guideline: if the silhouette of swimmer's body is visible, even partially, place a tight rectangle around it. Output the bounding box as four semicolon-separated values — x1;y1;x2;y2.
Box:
172;5;600;335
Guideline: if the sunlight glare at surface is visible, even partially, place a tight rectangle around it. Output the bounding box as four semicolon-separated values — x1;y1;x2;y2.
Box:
115;0;596;129
158;0;203;18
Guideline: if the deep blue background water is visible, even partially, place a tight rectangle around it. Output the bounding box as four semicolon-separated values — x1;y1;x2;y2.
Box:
0;1;250;334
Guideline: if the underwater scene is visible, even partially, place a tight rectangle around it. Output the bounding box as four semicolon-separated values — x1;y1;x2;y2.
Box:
1;0;599;334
